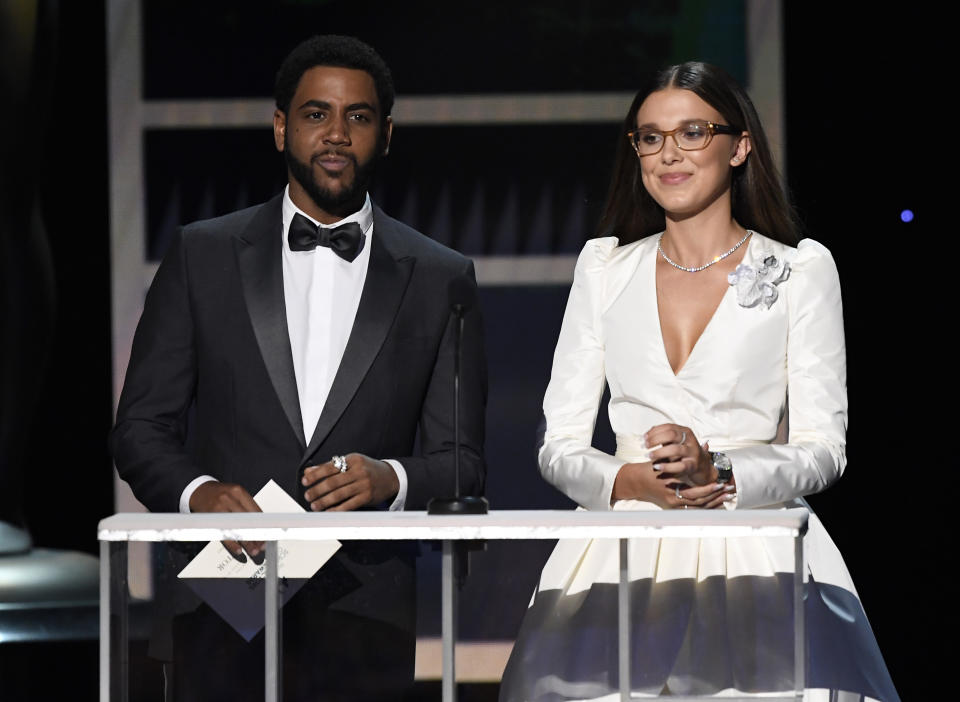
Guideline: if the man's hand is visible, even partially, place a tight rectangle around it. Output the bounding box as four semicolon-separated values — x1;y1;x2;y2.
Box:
302;453;399;512
189;481;264;564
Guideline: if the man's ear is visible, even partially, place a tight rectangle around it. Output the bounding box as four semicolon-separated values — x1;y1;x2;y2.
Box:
273;109;286;152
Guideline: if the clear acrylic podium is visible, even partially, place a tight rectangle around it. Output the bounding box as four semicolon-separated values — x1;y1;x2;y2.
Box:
98;509;808;701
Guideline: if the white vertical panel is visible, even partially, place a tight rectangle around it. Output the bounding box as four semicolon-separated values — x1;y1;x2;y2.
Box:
106;0;151;598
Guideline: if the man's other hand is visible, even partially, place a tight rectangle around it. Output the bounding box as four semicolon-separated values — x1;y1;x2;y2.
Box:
302;454;399;511
189;482;264;564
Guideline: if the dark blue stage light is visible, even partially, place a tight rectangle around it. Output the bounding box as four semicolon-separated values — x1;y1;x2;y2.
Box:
900;209;914;223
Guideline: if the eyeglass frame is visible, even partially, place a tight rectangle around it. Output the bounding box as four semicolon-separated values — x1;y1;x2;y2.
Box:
626;120;741;157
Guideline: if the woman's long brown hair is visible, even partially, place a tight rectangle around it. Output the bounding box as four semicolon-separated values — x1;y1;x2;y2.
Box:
595;62;799;246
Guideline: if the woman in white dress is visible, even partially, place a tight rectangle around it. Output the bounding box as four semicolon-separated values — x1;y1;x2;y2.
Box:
499;63;898;701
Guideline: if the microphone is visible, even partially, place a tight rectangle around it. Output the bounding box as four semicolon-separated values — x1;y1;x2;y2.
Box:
427;275;488;515
447;274;476;315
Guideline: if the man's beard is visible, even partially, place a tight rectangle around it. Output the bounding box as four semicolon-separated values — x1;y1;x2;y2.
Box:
284;141;382;218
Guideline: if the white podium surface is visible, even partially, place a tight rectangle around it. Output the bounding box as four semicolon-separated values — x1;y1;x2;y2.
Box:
98;509;809;702
98;508;808;541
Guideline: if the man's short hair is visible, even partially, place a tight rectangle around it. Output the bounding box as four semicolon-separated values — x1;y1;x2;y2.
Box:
274;35;395;124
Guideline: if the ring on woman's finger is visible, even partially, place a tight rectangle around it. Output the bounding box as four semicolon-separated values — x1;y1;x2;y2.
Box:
678;429;687;445
683;504;688;510
675;485;682;500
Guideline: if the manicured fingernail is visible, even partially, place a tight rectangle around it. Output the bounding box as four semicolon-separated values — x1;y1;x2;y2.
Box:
725;485;736;492
723;495;735;502
712;483;724;491
652;464;661;471
251;552;265;566
232;551;247;563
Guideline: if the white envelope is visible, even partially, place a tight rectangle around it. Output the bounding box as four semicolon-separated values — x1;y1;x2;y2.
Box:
178;479;340;579
176;480;341;641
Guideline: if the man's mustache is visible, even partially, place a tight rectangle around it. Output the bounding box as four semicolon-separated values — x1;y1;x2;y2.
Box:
312;150;357;164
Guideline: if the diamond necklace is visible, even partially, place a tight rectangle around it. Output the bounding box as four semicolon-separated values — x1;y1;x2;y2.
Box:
657;230;751;273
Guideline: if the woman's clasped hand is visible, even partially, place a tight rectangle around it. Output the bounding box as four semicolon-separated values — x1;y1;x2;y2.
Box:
611;423;735;509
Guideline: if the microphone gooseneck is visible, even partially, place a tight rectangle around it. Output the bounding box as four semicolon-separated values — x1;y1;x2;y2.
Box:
427;275;488;515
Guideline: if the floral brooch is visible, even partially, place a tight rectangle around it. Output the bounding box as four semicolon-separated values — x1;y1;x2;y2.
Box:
728;254;791;309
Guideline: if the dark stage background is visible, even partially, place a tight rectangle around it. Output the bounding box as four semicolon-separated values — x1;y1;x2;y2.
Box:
0;1;930;699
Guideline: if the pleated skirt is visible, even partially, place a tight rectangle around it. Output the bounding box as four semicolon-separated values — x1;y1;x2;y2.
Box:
498;498;899;702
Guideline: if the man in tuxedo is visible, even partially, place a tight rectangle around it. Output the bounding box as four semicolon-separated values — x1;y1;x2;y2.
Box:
111;35;486;700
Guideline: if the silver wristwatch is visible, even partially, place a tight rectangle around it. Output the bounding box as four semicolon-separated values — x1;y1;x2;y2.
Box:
711;451;733;484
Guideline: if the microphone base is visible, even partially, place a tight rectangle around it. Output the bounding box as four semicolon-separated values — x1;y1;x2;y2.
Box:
427;496;489;515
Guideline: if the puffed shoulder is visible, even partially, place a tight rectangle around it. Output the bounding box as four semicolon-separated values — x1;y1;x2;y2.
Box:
561;237;621;324
576;236;619;270
789;238;840;285
781;238;843;328
573;234;657;316
793;238;833;262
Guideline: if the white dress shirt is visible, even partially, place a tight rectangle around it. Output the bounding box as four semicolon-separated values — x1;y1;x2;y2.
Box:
180;187;408;512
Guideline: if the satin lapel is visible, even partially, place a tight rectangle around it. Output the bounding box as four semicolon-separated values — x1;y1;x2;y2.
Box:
303;207;415;461
234;195;306;447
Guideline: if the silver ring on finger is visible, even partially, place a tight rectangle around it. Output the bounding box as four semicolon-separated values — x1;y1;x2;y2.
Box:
678;429;687;446
332;455;348;473
675;485;682;500
683;504;688;509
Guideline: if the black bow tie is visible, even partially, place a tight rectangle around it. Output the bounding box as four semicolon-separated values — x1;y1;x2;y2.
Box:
287;213;365;262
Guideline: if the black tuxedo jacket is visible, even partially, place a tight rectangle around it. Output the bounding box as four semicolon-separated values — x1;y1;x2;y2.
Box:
111;193;486;634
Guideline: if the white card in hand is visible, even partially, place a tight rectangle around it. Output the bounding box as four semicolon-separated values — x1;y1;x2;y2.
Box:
177;479;340;579
175;479;341;641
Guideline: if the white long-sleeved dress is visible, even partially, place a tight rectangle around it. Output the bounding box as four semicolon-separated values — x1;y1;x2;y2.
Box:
499;233;899;701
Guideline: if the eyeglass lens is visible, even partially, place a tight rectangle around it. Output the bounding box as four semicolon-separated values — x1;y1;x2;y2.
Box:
632;121;713;155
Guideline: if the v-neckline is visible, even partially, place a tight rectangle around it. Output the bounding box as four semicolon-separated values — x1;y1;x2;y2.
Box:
651;232;753;377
